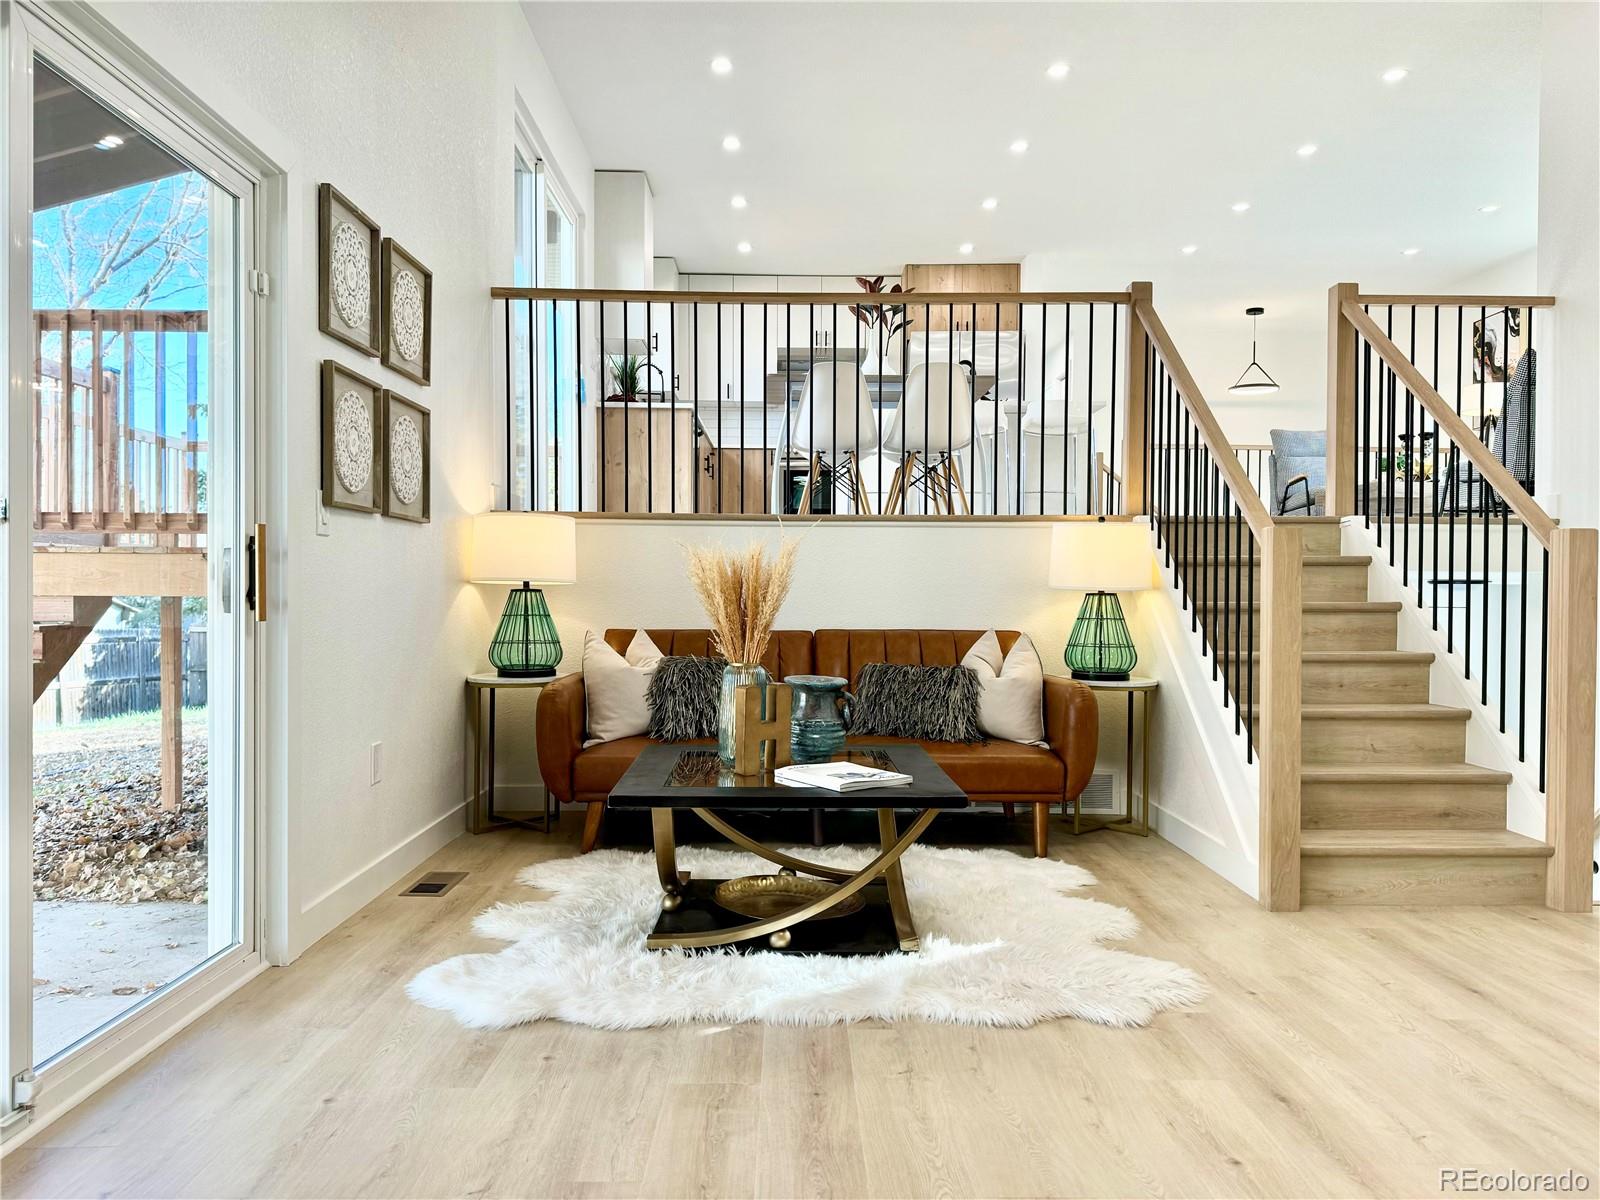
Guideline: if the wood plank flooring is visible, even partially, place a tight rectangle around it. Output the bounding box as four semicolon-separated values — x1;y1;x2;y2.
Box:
4;822;1596;1199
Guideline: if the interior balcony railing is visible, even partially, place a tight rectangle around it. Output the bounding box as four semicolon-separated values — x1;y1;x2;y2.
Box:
494;286;1135;518
1327;284;1596;912
1132;292;1306;911
31;307;208;539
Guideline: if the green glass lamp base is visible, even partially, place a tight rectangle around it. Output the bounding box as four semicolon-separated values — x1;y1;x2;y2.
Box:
1065;591;1137;682
488;584;563;679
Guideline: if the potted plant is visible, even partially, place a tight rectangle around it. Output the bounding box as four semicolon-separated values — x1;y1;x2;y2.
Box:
607;353;644;402
850;276;914;370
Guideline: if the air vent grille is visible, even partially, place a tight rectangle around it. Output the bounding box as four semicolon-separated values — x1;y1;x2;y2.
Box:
402;871;467;897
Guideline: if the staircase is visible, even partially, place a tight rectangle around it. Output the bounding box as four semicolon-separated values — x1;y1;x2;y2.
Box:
32;594;111;701
1202;516;1554;905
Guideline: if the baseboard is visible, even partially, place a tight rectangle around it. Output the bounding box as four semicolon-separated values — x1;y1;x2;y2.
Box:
292;801;466;959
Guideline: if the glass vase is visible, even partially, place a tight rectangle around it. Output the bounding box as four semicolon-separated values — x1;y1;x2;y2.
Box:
717;662;770;768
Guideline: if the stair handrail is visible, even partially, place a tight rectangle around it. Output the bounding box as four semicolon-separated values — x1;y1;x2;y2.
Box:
1331;293;1595;912
1132;293;1304;911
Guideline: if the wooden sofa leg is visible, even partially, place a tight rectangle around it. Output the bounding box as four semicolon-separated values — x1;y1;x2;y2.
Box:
581;801;605;853
1002;802;1016;818
1032;803;1049;858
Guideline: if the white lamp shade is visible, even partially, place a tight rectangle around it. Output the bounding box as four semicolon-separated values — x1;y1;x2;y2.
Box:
1048;522;1151;592
469;512;577;585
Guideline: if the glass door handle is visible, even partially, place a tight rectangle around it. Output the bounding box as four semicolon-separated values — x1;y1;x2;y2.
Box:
245;522;267;622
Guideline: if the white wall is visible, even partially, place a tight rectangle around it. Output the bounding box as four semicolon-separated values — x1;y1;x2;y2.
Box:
90;0;594;959
594;170;653;289
1537;1;1599;529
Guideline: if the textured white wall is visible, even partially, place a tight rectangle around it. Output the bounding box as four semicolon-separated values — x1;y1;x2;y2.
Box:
92;0;594;958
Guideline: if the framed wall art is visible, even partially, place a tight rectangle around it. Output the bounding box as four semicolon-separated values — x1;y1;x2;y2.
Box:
318;183;381;356
380;389;431;523
381;238;432;386
321;360;383;513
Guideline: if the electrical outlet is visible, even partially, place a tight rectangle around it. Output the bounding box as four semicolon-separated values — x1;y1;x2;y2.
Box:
315;493;331;537
370;742;383;786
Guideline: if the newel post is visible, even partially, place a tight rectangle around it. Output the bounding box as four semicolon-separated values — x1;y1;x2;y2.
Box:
1325;283;1359;517
1258;522;1303;911
1545;526;1597;913
1122;281;1153;515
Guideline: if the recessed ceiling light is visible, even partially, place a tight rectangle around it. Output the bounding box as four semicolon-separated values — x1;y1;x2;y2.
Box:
730;194;747;209
1478;203;1502;214
1296;143;1318;157
1009;138;1029;155
722;134;741;152
710;55;732;75
1231;201;1251;213
95;133;124;150
1382;66;1408;83
1402;247;1421;256
1046;61;1069;80
958;243;974;255
737;241;752;254
981;197;998;211
1180;245;1198;256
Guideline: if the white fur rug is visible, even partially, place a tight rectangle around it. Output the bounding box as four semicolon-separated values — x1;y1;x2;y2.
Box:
408;845;1205;1030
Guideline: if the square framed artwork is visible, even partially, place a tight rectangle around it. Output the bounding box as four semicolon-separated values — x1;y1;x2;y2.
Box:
321;360;383;513
318;183;381;357
380;389;431;523
381;238;432;386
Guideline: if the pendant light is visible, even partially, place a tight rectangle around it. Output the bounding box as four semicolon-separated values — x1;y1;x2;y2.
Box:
1228;306;1281;396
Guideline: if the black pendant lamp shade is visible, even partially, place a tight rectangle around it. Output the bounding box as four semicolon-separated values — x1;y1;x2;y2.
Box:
1228;306;1281;396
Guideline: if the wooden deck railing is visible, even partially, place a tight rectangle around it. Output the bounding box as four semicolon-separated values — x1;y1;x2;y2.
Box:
1329;287;1595;913
31;307;209;534
1130;289;1304;911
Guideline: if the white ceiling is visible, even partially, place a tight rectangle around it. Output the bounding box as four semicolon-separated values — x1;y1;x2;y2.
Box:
523;1;1540;285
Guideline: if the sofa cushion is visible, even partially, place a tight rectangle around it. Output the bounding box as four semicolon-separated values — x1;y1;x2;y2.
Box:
849;663;983;743
645;655;723;741
961;630;1046;745
583;629;662;746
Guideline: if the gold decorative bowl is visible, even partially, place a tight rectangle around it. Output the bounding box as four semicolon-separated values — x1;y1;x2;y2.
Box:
713;874;864;921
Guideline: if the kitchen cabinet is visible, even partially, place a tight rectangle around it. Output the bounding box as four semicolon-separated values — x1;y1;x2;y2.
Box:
598;403;697;513
901;263;1020;332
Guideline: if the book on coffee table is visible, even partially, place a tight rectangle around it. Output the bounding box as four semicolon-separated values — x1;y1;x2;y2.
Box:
773;762;912;793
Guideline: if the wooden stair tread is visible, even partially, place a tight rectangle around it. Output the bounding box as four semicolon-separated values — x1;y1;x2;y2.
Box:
1302;763;1513;784
1272;515;1342;523
1247;703;1470;720
1214;600;1401;613
1300;830;1553;858
1245;650;1433;663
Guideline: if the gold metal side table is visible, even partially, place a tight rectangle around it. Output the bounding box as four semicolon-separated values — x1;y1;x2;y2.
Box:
465;672;566;834
1071;676;1157;836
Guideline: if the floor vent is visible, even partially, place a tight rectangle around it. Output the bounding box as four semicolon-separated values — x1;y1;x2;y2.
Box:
401;871;467;897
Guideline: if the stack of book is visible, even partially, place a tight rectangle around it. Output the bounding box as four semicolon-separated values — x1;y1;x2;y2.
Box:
773;762;912;792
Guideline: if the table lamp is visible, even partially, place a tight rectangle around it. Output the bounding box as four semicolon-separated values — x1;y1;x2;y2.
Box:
1048;519;1151;681
469;512;577;677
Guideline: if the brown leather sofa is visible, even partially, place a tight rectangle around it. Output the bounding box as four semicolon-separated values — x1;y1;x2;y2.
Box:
535;628;1099;857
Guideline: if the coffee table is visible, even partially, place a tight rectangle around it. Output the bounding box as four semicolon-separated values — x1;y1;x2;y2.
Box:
607;743;969;954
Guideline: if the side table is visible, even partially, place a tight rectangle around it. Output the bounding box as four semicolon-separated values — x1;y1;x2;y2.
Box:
466;672;565;834
1071;675;1158;836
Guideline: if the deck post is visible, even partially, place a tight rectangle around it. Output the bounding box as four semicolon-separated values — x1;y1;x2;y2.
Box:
160;596;184;812
1325;282;1359;517
1258;522;1303;910
1545;527;1597;912
1122;281;1152;514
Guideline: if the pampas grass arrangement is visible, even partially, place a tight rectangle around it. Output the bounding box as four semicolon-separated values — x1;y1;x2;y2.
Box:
683;538;799;665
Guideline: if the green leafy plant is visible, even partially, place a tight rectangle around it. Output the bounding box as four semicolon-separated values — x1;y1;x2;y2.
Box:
849;275;915;341
608;353;643;398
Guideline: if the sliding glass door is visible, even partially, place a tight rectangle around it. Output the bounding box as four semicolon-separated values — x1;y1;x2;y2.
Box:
3;7;258;1135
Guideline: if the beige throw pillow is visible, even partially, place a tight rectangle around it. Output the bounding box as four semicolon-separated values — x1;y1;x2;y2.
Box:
582;629;664;746
961;630;1047;746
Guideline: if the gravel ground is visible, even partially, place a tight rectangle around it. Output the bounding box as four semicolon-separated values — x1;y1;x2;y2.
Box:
33;717;209;904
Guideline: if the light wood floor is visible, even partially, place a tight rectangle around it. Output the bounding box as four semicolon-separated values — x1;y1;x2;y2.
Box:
5;818;1597;1200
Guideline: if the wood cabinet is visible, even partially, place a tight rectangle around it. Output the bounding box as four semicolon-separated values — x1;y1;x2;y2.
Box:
598;404;697;513
698;446;774;515
900;263;1021;332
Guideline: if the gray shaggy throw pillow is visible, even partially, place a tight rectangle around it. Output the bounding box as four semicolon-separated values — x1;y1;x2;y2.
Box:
645;655;724;741
849;663;984;743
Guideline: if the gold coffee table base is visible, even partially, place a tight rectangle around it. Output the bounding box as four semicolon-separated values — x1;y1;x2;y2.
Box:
647;807;938;952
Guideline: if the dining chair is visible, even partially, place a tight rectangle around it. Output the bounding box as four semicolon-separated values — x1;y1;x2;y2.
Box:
881;362;974;514
788;360;879;514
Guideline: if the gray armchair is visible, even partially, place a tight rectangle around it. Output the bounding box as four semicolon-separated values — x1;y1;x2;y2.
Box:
1268;429;1326;516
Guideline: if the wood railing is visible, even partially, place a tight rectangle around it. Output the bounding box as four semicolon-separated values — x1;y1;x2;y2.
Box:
31;308;208;534
1131;292;1304;911
493;285;1133;518
1328;286;1595;913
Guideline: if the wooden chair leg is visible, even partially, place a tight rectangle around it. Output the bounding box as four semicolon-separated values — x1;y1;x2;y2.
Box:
884;459;907;515
1032;803;1049;858
581;801;605;853
948;455;972;514
797;452;818;515
850;453;873;515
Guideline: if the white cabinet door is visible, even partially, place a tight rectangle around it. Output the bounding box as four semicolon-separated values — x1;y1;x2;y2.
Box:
777;276;823;350
732;277;777;422
683;276;732;408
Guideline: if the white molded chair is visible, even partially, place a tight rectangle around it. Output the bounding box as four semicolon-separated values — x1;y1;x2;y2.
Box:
882;362;974;514
787;360;879;514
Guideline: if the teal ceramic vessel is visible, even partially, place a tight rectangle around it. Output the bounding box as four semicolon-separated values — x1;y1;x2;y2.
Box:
784;674;856;763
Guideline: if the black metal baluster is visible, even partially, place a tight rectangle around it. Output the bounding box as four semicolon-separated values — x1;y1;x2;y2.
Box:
783;305;792;515
503;300;513;505
575;299;583;511
692;302;700;514
944;304;953;514
833;302;840;513
808;302;815;514
645;300;652;513
762;303;769;514
1086;304;1095;514
741;302;748;515
1246;516;1255;763
1361;327;1371;527
1518;521;1529;759
1539;546;1549;790
1110;303;1120;513
599;300;607;511
1430;305;1440;626
1061;304;1071;513
1499;494;1509;731
1480;471;1491;704
531;298;540;507
623;301;631;512
553;300;562;510
969;302;978;511
993;304;1001;515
